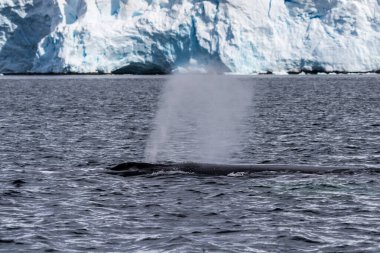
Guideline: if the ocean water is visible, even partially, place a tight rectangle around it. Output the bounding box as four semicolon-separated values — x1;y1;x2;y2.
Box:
0;75;379;252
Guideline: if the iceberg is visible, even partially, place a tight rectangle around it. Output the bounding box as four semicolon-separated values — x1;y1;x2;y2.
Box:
0;0;380;74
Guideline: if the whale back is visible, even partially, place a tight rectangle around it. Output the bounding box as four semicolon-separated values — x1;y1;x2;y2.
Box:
104;162;378;177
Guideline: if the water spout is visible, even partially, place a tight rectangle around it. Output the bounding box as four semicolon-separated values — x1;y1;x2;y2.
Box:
144;74;253;163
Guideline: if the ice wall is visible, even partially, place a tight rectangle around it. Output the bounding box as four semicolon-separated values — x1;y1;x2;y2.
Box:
0;0;380;74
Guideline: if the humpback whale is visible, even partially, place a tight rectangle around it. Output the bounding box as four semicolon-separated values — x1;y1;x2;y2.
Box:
107;162;379;177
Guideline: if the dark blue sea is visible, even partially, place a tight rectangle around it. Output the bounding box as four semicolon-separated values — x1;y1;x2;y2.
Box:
0;75;379;252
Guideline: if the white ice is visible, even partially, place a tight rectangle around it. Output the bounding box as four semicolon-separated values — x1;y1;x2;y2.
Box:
1;0;380;74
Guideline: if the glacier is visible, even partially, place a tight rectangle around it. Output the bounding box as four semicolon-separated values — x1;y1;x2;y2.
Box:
1;0;380;74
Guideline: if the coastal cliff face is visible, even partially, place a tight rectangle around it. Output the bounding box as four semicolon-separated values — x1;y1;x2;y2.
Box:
1;0;380;74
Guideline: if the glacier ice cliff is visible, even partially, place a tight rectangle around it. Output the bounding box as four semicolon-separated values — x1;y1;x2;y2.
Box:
0;0;380;74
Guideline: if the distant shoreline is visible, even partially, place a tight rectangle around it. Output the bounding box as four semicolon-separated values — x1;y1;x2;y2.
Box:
1;70;380;76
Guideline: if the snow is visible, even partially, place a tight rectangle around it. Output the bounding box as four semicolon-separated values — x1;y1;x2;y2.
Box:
0;0;380;74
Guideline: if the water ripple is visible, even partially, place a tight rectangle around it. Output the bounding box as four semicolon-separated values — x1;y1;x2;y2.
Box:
0;76;379;252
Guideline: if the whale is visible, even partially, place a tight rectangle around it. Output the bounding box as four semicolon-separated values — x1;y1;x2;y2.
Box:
107;162;379;177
